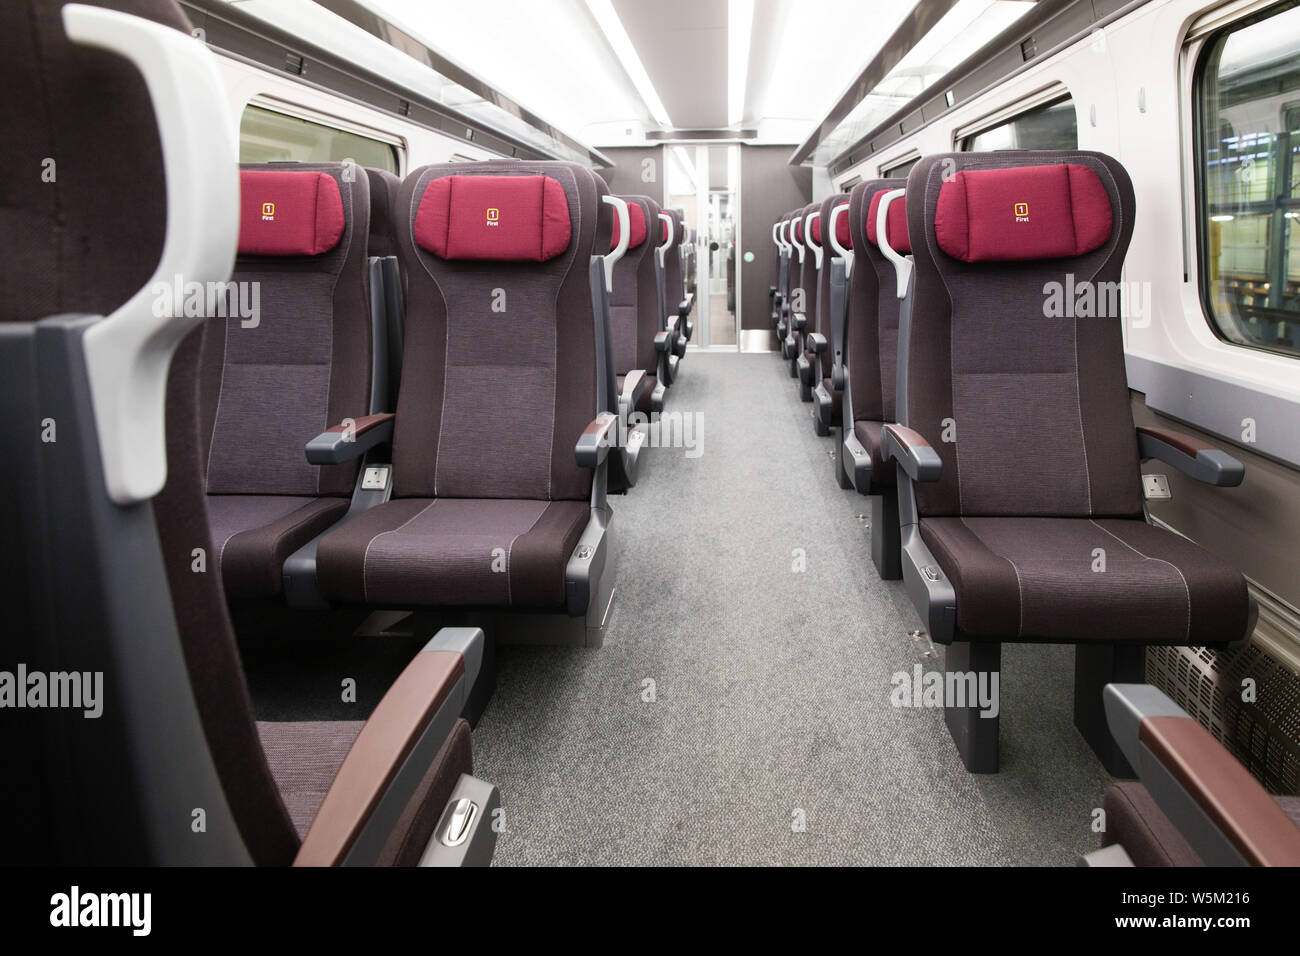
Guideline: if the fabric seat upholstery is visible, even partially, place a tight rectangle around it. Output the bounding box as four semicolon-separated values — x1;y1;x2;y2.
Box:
901;151;1250;646
198;162;378;599
315;160;609;611
920;517;1249;644
317;498;589;608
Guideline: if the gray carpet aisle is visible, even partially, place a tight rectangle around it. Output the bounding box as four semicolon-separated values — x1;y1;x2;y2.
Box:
472;351;1114;866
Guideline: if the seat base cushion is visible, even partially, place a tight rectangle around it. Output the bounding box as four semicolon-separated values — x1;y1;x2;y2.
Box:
1102;781;1203;867
208;495;349;599
919;516;1249;644
853;420;896;487
257;719;364;839
316;498;590;609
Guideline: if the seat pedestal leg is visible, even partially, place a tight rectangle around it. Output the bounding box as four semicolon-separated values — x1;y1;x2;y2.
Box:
870;486;902;580
944;641;1001;773
1074;643;1145;777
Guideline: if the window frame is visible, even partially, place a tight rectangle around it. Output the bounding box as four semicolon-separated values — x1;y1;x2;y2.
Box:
238;100;405;176
956;93;1077;153
1191;0;1300;363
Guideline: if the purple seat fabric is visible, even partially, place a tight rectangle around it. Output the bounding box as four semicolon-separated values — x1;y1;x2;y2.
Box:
257;720;363;838
613;194;663;413
197;162;377;599
315;160;608;610
901;150;1250;645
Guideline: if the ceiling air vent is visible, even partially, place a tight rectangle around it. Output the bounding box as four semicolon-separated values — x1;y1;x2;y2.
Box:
1020;36;1037;61
283;51;304;76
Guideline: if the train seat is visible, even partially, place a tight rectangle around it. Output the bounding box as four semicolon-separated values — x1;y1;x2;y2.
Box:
201;163;390;602
783;208;808;373
314;162;617;641
792;202;821;401
884;151;1254;773
811;194;850;437
839;179;908;577
660;208;689;364
616;194;670;414
1082;685;1300;867
796;204;824;403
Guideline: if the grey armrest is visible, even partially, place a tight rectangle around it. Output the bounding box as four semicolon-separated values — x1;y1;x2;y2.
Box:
575;413;618;468
792;311;807;332
305;413;395;465
620;369;647;411
654;331;672;352
1136;426;1244;487
807;332;827;353
881;423;942;482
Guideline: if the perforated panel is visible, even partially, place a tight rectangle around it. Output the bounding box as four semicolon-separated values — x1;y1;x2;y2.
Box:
1147;643;1300;795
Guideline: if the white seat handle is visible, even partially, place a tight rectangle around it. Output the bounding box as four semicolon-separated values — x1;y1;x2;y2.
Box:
65;4;239;505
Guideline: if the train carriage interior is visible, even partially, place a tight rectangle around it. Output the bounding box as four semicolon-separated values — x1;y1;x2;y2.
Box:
5;0;1300;910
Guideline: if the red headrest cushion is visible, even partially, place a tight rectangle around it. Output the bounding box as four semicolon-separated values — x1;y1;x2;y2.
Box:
866;191;911;254
414;174;571;261
934;163;1112;262
793;218;804;243
239;170;345;256
810;214;822;246
833;202;851;249
613;201;647;250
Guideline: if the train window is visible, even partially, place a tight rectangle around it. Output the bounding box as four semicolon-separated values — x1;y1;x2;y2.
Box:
960;97;1077;152
1195;4;1300;360
239;105;400;173
882;155;920;178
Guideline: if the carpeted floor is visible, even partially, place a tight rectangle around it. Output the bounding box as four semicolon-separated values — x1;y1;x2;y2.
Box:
468;351;1116;865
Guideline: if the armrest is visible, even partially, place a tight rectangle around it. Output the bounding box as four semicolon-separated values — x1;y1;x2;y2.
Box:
807;332;827;354
295;627;484;866
1103;683;1300;867
679;294;693;317
881;423;942;482
575;412;618;468
620;368;646;409
654;331;672;352
1136;425;1244;487
792;311;806;332
305;413;395;465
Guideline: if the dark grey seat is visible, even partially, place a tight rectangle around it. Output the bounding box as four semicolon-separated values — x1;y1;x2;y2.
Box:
315;161;617;631
1;0;494;867
612;194;668;414
886;151;1253;773
198;162;387;600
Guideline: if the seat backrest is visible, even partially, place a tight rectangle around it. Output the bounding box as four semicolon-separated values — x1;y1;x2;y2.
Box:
849;178;907;425
199;163;375;499
663;208;686;313
903;150;1140;519
813;194;847;378
392;160;608;502
1;0;280;866
615;194;662;378
802;203;823;336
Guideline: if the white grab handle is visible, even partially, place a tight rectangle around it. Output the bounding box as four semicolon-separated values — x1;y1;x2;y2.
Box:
789;213;805;264
827;201;853;278
776;220;789;253
65;4;239;505
602;195;630;292
875;188;912;300
805;211;822;269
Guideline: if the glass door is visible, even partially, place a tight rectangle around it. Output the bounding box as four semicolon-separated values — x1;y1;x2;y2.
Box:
665;144;740;349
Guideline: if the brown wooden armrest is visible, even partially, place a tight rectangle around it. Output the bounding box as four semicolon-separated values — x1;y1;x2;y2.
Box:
1140;716;1300;866
295;648;465;866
